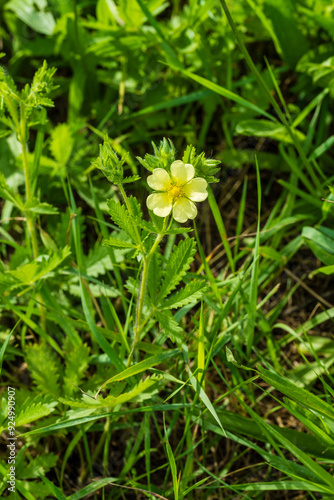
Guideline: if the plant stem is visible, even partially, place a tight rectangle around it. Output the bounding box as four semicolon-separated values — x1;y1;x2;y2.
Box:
118;183;144;250
135;230;165;339
18;103;40;259
127;217;168;366
11;99;46;329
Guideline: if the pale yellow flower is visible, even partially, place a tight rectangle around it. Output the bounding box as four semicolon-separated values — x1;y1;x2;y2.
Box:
146;161;208;223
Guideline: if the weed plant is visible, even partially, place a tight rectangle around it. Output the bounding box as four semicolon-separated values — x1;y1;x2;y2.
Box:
1;1;334;499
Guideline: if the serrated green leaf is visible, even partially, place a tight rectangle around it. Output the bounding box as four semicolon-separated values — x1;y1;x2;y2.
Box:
50;123;74;165
26;344;62;398
192;151;221;183
134;217;158;233
0;129;11;138
93;138;138;184
63;340;90;396
5;246;71;290
102;374;163;405
158;238;196;300
160;280;208;309
165;226;193;234
103;237;138;249
21;61;57;109
106;199;137;241
22;452;58;479
122;175;141;183
96;348;180;393
125;276;140;298
128;195;143;218
0;63;18;102
24;198;58;214
85;245;116;278
58;397;103;409
6;394;56;429
0;172;24;209
155;310;183;343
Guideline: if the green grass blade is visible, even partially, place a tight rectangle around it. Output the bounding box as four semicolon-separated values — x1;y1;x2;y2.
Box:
175;66;276;121
0;320;20;374
80;279;124;372
95;348;180;395
164;414;179;500
197;302;205;386
207;186;235;273
246;157;261;357
41;476;67;500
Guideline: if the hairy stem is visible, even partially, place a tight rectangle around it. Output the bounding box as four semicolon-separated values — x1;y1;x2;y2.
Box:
10;99;46;328
127;217;168;366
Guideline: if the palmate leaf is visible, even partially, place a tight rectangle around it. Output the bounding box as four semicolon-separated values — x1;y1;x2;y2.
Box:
158;238;196;300
160;280;208;309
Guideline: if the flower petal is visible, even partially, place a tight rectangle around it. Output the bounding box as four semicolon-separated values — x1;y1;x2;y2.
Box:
184;177;208;202
147;168;171;191
170;161;195;184
173;198;197;223
147;193;172;217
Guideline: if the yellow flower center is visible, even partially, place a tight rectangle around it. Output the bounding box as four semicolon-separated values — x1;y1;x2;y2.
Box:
167;183;184;201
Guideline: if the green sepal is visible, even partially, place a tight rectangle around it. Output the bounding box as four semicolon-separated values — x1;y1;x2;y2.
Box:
137;138;176;171
183;145;221;183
